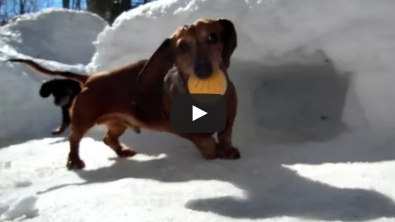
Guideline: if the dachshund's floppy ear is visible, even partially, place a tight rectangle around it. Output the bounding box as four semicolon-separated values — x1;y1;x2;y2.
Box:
217;19;237;68
136;38;174;90
39;81;52;98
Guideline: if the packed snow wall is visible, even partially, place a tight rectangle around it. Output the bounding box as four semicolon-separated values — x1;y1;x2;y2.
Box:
87;0;395;146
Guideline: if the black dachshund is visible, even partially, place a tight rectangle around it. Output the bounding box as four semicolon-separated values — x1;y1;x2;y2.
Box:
39;79;81;135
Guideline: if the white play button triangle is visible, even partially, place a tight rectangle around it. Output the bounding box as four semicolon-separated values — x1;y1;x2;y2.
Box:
192;105;207;121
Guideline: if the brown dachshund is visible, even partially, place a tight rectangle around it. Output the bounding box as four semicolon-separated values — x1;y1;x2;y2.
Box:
8;18;240;170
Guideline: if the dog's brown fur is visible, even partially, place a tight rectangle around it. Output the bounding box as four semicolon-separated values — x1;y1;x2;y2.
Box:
8;18;240;170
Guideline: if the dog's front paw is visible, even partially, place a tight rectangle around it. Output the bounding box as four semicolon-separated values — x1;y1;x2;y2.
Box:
51;127;63;135
66;158;85;170
116;147;137;158
216;146;240;159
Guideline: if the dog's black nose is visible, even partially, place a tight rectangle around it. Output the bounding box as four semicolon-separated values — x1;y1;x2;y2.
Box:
194;60;213;79
54;98;61;106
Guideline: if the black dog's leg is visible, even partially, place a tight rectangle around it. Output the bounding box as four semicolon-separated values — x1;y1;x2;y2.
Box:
52;107;71;135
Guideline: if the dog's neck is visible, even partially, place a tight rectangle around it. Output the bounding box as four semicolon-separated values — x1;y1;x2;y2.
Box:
133;67;186;125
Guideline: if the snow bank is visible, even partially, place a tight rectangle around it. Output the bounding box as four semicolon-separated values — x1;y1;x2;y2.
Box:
87;0;395;146
2;8;106;64
0;9;107;146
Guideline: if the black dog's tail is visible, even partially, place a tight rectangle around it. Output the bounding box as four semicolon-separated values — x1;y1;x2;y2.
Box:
7;58;89;84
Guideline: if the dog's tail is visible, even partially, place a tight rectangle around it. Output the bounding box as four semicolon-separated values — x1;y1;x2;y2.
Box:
7;58;88;84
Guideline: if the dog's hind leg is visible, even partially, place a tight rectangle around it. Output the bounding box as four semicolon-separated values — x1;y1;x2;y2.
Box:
103;121;137;158
67;124;92;170
66;93;97;170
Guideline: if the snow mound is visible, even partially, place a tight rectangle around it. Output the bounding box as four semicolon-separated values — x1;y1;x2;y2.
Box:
0;9;107;146
0;194;39;221
87;0;395;146
1;8;107;64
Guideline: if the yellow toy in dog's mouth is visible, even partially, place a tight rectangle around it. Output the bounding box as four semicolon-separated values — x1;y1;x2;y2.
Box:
187;70;227;95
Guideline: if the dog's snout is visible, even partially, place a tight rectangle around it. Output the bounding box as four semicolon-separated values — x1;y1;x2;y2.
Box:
194;60;213;79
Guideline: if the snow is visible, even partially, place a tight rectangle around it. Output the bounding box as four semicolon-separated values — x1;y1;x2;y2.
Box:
0;195;39;221
1;0;395;221
1;131;395;222
0;9;107;147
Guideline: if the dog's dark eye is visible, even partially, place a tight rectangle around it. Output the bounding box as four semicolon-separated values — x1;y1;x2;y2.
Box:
178;41;190;54
207;33;219;44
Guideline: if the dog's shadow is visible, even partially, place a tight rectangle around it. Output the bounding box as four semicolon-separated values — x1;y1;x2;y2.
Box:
40;130;395;221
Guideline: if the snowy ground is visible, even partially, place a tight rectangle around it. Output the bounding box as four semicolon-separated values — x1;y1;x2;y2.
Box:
1;130;395;222
1;0;395;221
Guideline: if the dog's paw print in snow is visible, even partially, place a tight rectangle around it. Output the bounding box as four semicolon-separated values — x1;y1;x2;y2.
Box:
0;161;11;170
12;173;33;188
14;180;32;188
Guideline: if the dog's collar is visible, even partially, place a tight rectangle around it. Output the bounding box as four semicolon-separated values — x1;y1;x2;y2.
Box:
176;71;188;93
164;66;188;95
